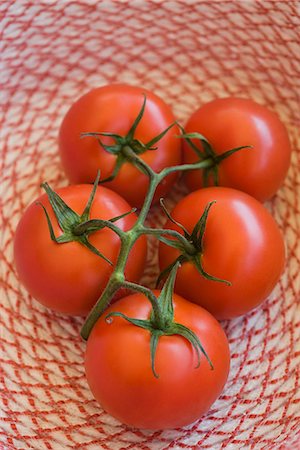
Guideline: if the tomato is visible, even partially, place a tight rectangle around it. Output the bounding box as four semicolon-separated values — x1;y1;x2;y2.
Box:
84;291;230;429
158;187;285;319
59;84;182;208
182;97;292;202
14;184;147;316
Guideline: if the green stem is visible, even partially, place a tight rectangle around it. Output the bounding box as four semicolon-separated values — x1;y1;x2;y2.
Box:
137;176;160;224
158;158;214;179
81;236;131;340
73;219;127;240
81;276;122;339
139;226;195;254
122;145;156;179
121;145;160;224
81;149;216;340
121;280;165;329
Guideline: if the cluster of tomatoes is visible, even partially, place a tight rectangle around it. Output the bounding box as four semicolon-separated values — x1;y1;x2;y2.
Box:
14;84;291;430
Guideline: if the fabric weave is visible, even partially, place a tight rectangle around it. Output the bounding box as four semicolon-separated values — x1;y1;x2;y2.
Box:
1;1;299;449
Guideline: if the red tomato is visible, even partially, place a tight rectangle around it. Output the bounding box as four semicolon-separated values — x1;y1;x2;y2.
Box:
183;98;291;202
14;184;147;316
85;291;230;429
59;84;182;208
158;187;285;319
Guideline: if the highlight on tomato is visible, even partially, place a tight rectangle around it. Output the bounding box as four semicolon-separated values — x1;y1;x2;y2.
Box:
14;179;147;316
84;272;230;430
59;84;182;208
158;186;286;320
182;97;292;202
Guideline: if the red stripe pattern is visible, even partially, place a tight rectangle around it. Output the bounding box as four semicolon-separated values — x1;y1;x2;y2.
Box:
1;1;300;449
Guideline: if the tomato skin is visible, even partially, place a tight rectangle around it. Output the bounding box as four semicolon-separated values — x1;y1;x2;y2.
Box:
158;187;286;320
85;291;230;430
59;84;182;208
14;185;147;316
183;98;292;202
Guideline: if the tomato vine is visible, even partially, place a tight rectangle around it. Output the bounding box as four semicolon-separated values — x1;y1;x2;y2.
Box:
40;96;235;373
77;98;225;343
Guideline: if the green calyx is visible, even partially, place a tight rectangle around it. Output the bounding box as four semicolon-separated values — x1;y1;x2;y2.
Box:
81;94;177;182
106;263;214;378
157;199;231;287
180;129;252;186
38;171;134;265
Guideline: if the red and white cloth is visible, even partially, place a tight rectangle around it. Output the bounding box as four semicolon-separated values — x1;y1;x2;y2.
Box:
1;1;299;449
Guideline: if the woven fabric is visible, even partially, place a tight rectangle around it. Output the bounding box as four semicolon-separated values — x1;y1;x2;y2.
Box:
1;1;300;449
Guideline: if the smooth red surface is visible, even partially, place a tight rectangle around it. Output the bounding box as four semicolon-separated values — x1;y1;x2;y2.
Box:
59;84;182;208
14;184;147;315
183;97;292;202
85;291;230;430
159;187;286;319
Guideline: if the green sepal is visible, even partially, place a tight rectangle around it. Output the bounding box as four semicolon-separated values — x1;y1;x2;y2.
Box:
155;254;187;289
169;322;213;370
155;259;178;322
101;144;122;155
156;263;214;370
38;172;132;265
216;145;253;163
105;311;153;331
190;201;216;248
81;132;124;153
193;256;231;286
80;94;177;183
36;201;63;242
99;154;125;183
180;132;216;187
157;236;186;252
157;200;231;287
80;236;113;266
81;171;101;221
160;198;190;238
181;132;215;159
105;310;162;379
146;121;178;149
73;207;137;236
105;263;213;378
126;94;147;141
150;331;163;378
130;138;153;154
40;182;80;234
180;130;252;187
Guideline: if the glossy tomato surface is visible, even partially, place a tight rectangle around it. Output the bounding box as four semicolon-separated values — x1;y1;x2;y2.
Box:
159;187;286;319
59;84;182;208
14;184;147;315
183;98;291;202
85;291;230;430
